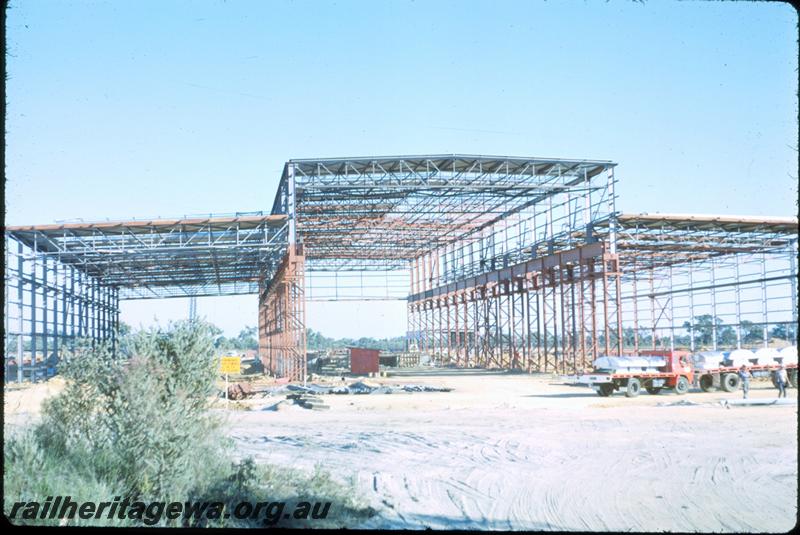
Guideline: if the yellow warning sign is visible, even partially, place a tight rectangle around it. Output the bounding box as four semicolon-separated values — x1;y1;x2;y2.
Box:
219;356;241;374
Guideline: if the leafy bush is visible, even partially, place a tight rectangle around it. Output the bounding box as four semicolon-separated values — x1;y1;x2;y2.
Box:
4;320;373;527
34;321;222;499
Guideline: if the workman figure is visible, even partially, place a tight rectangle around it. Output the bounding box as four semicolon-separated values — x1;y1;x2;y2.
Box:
775;365;789;398
738;365;751;399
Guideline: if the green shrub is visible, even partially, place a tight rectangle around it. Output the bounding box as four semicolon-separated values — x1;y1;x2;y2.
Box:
34;321;223;499
4;320;374;527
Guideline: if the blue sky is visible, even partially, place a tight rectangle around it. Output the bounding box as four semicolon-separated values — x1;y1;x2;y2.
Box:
6;0;798;337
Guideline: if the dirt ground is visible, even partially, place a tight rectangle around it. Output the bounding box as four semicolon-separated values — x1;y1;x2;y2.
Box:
5;370;797;531
224;370;798;531
3;377;66;428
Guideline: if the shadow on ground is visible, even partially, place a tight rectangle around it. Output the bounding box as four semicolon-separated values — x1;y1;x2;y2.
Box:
524;392;597;399
386;368;542;377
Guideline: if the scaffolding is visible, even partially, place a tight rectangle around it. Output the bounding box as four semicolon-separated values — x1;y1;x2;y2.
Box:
4;155;798;382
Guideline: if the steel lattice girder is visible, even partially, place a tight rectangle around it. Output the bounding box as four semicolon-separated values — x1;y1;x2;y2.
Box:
594;213;798;274
5;215;289;299
272;155;616;266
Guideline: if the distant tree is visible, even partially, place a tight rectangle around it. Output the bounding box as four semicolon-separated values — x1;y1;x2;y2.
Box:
771;323;790;341
717;324;737;347
622;327;636;348
636;329;653;348
305;328;405;352
683;315;734;348
740;320;763;344
670;334;691;349
660;335;677;348
233;326;258;350
117;322;134;356
118;322;132;338
207;323;224;338
307;328;335;351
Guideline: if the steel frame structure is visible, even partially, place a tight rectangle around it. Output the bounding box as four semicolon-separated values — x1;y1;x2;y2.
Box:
607;214;798;355
408;242;623;373
4;155;798;382
4;235;118;382
4;214;289;381
266;155;618;377
258;243;307;381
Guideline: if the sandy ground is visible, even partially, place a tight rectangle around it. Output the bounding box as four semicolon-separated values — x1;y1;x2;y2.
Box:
3;377;66;429
224;370;798;531
5;370;797;531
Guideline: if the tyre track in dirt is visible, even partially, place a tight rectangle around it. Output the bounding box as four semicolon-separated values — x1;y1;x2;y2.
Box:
225;382;797;531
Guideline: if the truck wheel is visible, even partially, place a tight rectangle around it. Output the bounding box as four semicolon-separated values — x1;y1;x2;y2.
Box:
625;378;641;398
789;370;798;389
597;383;614;397
675;376;690;395
699;375;715;392
645;387;662;395
721;373;740;393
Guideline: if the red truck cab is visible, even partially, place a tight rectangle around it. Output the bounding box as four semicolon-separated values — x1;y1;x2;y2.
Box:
638;349;694;386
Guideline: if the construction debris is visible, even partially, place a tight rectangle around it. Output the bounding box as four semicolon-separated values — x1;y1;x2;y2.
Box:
285;381;452;396
719;398;796;408
657;400;700;407
227;382;254;400
399;384;452;393
226;379;452;403
286;393;330;411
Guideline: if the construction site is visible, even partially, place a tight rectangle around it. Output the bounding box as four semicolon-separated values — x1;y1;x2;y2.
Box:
4;154;798;531
4;155;798;380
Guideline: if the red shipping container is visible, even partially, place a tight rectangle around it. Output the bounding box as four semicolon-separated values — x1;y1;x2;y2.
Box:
350;347;380;374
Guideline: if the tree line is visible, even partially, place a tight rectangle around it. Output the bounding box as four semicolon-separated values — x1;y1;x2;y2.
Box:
306;328;406;352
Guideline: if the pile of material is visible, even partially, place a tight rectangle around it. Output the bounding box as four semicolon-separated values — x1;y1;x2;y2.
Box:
226;379;453;406
593;356;666;373
286;381;452;396
239;358;264;375
753;348;782;365
699;346;798;368
692;351;725;370
720;398;796;408
227;382;255;400
286;393;330;410
779;346;798;364
657;399;700;407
